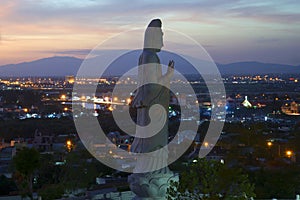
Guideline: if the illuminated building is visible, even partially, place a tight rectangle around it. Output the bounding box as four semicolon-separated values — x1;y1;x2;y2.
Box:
281;101;300;115
65;75;75;84
242;96;252;108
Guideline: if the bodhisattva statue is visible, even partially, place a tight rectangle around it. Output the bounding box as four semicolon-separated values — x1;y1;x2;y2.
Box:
128;19;178;200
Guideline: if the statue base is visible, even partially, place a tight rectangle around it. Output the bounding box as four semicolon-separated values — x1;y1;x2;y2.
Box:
128;169;178;200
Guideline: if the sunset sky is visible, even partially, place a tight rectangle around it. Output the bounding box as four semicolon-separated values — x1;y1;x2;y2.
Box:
0;0;299;66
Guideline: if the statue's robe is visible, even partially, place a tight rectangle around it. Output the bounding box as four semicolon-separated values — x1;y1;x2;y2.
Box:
130;48;170;153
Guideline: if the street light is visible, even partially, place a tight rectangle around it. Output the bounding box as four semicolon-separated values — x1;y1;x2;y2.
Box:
267;141;272;147
266;141;281;157
108;106;114;111
204;142;209;148
286;150;293;158
66;140;73;152
61;94;66;100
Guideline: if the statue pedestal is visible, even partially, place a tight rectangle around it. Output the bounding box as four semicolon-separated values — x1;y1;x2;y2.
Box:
128;169;178;200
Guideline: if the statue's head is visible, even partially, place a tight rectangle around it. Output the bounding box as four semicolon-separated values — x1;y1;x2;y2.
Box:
144;19;163;51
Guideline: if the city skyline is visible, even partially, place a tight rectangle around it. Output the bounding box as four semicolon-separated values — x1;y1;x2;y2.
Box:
0;0;300;66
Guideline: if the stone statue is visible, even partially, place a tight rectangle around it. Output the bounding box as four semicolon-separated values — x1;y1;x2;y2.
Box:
130;19;174;153
128;19;178;200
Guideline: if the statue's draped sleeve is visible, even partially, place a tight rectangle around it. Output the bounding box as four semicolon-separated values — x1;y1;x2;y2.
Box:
131;50;163;108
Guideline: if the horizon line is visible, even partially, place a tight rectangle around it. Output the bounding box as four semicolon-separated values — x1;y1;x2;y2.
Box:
1;55;299;67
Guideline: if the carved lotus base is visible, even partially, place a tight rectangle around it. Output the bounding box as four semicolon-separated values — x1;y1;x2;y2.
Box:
128;170;178;200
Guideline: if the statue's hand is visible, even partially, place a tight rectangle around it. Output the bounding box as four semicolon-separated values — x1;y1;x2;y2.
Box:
168;60;174;77
168;60;174;69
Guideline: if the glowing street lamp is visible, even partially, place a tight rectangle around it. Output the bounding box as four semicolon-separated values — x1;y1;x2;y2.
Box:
61;94;66;100
204;142;209;148
81;95;86;100
267;141;281;157
267;141;272;147
66;140;73;152
108;106;114;111
286;150;293;158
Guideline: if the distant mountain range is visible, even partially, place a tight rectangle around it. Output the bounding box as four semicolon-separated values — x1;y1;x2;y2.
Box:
218;62;300;75
0;56;82;77
0;51;299;77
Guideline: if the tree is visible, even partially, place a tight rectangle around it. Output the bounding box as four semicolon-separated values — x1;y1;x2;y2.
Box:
38;184;64;200
0;175;18;195
59;149;107;190
251;167;300;199
36;153;62;187
13;147;40;199
167;158;255;199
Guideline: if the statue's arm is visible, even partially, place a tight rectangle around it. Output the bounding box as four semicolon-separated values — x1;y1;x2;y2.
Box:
158;60;174;85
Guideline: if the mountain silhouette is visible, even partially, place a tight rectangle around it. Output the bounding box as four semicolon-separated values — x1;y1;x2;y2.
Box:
0;52;299;77
0;56;82;77
218;61;299;75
